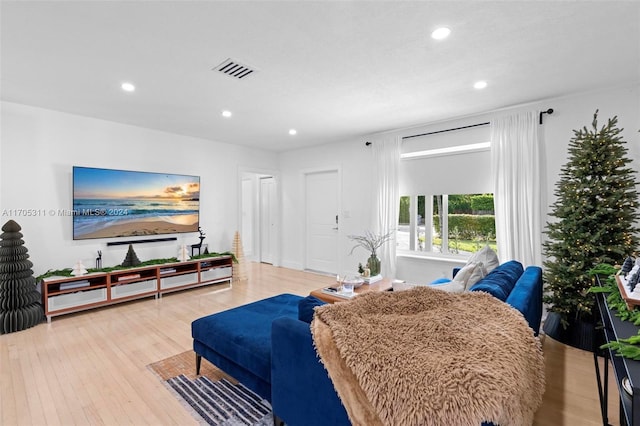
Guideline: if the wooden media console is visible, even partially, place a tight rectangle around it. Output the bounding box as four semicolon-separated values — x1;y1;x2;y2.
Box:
41;255;233;321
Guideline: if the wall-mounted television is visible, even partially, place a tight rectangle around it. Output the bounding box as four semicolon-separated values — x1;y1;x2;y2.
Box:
72;166;200;240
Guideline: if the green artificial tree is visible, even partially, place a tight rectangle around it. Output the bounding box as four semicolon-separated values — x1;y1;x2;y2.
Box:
543;111;639;341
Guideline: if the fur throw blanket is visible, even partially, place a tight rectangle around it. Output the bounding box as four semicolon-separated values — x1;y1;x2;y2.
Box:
311;286;545;426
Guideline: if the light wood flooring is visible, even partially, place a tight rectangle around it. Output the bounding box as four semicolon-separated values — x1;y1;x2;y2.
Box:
0;262;621;425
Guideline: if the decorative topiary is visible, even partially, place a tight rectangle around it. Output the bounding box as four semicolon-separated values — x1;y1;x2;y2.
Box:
121;244;141;267
0;220;44;333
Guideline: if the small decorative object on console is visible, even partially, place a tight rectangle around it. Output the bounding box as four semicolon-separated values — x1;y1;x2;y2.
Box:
121;244;142;267
177;244;190;262
70;260;88;276
191;227;206;257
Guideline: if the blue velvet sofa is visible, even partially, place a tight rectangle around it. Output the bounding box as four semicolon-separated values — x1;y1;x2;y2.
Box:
459;260;543;335
191;293;303;402
271;260;543;425
192;260;543;426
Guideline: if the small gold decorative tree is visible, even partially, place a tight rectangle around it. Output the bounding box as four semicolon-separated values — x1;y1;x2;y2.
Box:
232;231;248;282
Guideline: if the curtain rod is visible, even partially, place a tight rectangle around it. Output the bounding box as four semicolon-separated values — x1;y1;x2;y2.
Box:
401;122;490;140
364;108;554;146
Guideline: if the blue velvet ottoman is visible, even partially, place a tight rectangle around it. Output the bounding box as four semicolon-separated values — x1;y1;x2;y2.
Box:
191;293;303;402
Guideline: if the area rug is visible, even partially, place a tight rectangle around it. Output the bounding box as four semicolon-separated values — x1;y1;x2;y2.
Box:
148;351;273;426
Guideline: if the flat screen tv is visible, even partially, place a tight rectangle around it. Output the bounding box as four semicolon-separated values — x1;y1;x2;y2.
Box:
72;166;200;240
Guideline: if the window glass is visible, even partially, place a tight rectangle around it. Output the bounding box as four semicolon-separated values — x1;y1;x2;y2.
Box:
397;193;496;255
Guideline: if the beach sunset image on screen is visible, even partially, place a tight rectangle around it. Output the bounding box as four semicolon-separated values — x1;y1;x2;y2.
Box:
72;166;200;240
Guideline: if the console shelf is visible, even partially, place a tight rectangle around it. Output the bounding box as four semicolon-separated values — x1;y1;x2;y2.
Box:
42;256;233;321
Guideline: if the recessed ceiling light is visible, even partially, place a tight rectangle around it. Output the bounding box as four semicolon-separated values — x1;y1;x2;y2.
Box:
222;110;232;118
289;129;297;136
431;27;451;40
474;81;488;90
121;82;135;92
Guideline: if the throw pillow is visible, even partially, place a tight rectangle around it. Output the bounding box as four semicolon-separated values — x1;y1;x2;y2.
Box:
469;260;524;301
451;262;485;290
468;245;499;273
464;262;487;290
298;295;326;323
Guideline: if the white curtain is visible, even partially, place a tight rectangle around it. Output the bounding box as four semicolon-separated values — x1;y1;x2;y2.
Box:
490;111;543;267
372;136;401;278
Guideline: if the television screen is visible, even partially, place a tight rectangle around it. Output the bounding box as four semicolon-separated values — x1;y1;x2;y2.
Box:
72;166;200;240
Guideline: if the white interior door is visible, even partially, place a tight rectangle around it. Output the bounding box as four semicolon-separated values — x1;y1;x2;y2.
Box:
305;170;339;274
260;176;276;264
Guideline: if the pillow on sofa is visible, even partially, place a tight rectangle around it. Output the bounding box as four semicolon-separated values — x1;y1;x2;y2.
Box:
451;262;486;290
298;295;327;323
468;245;500;273
464;263;487;290
469;260;524;301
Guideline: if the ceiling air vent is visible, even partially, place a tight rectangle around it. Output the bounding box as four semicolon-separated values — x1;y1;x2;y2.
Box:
213;58;257;80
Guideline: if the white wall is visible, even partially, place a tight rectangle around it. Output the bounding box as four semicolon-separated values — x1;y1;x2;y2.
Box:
3;84;638;280
394;83;640;283
540;84;640;215
0;102;278;276
279;139;375;272
276;83;640;283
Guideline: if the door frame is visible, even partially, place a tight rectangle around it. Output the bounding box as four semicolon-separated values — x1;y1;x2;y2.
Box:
238;166;281;267
259;176;276;264
301;166;342;274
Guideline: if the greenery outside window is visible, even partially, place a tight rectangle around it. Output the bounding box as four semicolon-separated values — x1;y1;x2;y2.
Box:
397;193;497;255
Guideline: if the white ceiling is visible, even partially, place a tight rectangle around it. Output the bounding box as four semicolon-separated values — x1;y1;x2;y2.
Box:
1;1;639;152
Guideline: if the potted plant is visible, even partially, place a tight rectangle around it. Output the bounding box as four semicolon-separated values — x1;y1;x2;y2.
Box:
348;230;393;276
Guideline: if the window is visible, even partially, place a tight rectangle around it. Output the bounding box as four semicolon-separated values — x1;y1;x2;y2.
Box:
397;122;497;257
398;193;497;255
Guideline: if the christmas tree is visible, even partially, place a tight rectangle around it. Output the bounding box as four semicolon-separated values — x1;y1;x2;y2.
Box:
0;220;44;333
121;244;141;267
543;111;639;328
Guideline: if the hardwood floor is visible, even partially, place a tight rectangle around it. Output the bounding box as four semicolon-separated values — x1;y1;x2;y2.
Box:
0;262;620;425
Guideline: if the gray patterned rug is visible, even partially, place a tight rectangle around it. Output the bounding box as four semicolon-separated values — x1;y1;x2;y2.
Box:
148;351;273;426
166;374;273;426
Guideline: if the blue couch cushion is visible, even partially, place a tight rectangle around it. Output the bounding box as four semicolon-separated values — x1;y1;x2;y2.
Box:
469;260;524;301
191;293;302;382
298;295;326;323
272;317;351;425
506;266;543;334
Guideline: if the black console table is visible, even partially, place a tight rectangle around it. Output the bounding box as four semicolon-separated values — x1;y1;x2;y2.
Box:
594;280;640;425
